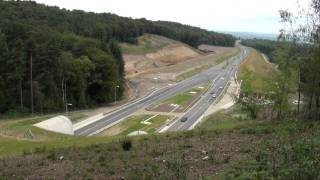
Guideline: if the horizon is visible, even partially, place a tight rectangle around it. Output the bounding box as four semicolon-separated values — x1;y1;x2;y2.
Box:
33;0;311;34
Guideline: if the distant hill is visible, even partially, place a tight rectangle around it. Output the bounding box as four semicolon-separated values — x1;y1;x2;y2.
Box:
220;31;278;40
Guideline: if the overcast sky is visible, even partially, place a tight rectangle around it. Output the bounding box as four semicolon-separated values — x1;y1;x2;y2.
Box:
34;0;311;34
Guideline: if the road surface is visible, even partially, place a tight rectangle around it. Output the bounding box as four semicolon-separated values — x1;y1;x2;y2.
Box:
75;44;249;136
166;46;249;131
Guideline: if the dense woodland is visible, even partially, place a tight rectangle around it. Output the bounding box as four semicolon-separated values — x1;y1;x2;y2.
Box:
0;0;235;114
241;39;289;63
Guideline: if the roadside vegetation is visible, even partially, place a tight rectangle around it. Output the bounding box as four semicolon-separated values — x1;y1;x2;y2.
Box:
238;49;277;92
2;104;319;179
0;108;265;179
103;114;171;136
148;86;208;113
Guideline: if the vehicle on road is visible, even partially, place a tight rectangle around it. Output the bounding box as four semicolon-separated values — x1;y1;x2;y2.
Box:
180;117;188;122
212;94;216;98
219;86;223;89
292;100;303;105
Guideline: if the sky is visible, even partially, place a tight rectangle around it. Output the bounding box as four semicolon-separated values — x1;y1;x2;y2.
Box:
34;0;312;34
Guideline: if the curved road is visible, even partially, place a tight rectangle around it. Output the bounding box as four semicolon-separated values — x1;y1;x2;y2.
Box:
75;44;249;136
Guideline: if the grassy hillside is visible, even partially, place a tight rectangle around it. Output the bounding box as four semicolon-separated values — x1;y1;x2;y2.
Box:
238;49;278;92
1;107;319;179
121;34;176;54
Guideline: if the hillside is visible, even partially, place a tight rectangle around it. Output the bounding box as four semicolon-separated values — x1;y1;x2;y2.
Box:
238;49;278;92
0;47;319;179
120;34;237;100
0;0;235;115
122;34;203;77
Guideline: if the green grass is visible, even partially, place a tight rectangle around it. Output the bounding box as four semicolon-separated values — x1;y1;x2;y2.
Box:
0;108;264;179
162;86;207;106
165;94;194;105
120;115;170;135
221;119;320;179
199;112;255;131
0;135;119;158
120;34;172;54
2;103;319;179
120;115;152;135
238;49;278;92
0;111;89;141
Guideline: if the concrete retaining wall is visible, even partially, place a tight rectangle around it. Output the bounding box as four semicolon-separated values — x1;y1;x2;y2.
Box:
34;116;74;135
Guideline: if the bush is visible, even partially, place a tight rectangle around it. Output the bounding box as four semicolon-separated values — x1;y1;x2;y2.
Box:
121;139;132;151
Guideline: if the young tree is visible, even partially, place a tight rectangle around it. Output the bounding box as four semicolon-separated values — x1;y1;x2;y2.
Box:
279;0;320;120
239;71;260;119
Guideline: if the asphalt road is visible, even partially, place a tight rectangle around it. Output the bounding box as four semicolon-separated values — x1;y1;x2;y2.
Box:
166;46;249;131
75;44;249;136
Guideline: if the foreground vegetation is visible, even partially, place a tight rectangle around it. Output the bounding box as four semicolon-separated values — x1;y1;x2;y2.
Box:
1;107;320;179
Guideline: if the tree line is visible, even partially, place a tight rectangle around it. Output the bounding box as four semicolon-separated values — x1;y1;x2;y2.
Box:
0;0;235;115
241;39;290;63
239;0;320;121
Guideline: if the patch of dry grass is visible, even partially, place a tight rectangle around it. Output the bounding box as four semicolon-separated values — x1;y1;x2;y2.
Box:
238;49;278;91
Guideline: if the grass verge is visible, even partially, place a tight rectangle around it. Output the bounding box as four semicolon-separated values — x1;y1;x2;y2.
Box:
102;115;171;136
238;48;278;92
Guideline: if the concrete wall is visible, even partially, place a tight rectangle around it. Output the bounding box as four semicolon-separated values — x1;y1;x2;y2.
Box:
34;116;74;135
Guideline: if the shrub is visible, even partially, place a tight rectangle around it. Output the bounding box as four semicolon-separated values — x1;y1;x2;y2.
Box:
121;139;132;151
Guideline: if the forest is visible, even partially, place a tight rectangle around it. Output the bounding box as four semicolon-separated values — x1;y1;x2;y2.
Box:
241;39;290;63
0;0;235;114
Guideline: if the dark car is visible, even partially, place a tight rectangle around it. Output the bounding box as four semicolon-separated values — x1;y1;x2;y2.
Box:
180;117;188;122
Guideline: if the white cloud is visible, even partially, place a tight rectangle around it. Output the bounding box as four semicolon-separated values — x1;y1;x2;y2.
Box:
34;0;312;33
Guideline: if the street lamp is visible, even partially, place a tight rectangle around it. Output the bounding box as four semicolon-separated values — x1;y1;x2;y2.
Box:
65;103;72;114
114;85;120;103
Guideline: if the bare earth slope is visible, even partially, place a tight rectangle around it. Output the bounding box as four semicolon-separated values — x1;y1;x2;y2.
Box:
122;34;202;77
122;34;237;99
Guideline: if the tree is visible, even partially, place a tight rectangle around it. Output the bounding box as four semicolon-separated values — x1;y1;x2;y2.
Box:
9;39;26;111
239;72;260;119
279;1;320;120
0;30;9;112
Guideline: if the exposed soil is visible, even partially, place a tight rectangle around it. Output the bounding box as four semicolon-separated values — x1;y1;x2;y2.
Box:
126;45;237;99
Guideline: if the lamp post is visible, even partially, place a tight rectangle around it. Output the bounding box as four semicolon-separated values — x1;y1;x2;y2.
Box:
114;85;120;103
65;103;72;114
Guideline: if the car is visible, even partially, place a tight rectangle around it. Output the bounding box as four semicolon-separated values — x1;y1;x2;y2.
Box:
292;100;303;105
219;86;223;89
212;94;216;98
180;117;188;122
